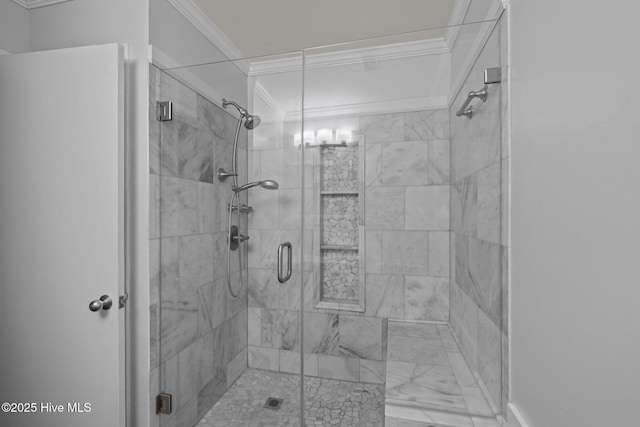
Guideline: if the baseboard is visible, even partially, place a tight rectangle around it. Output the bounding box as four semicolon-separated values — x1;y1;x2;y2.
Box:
505;403;530;427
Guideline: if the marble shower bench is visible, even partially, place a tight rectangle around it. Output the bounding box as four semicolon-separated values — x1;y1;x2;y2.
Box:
384;321;500;427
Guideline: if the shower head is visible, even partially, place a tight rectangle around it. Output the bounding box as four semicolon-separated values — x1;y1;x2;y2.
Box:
222;98;261;129
244;114;261;129
232;180;279;193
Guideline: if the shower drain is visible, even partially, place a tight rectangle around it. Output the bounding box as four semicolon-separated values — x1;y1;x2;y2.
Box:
263;397;284;410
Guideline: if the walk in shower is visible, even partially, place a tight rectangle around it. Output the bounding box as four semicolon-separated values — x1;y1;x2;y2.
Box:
149;11;508;427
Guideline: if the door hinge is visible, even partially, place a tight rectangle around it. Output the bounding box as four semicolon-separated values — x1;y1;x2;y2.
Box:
119;293;128;309
156;393;172;415
156;101;172;121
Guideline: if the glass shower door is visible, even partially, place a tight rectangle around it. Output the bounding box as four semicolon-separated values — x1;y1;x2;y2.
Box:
150;52;305;426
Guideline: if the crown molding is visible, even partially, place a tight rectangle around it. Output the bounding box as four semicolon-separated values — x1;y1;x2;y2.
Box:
167;0;249;75
284;96;448;122
249;38;449;77
253;81;286;121
445;0;471;50
11;0;71;9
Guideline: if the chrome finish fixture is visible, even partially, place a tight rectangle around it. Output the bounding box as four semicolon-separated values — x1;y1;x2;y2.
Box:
156;393;172;415
222;98;261;130
89;295;113;312
484;67;502;84
277;242;292;284
457;67;502;119
229;225;240;251
156;101;172;121
220;98;269;298
232;234;250;243
217;168;237;182
229;204;253;213
456;85;489;118
232;180;279;193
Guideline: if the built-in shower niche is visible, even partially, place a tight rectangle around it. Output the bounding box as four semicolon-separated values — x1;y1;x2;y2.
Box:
312;136;365;312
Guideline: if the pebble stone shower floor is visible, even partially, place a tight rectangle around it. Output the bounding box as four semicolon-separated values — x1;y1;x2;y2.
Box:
196;368;385;426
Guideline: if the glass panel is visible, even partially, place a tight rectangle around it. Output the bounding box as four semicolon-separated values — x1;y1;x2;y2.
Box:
151;51;304;425
300;16;506;426
149;13;507;426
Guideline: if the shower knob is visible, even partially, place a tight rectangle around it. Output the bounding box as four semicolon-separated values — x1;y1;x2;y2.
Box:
89;295;113;312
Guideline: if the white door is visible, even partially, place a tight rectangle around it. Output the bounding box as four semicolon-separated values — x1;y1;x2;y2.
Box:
0;44;125;427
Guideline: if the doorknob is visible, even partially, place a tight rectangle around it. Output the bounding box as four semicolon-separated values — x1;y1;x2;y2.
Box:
89;295;113;312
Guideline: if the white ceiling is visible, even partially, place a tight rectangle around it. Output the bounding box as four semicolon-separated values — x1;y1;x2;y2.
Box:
192;0;455;58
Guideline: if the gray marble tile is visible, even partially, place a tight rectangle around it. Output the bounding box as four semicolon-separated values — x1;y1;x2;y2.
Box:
385;404;473;427
197;94;236;142
303;312;339;355
225;346;246;388
247;267;279;309
365;142;383;187
365;230;383;274
385;360;465;412
338;315;383;360
468;237;501;327
405;276;449;322
150;303;159;369
278;349;301;374
405;185;450;231
261;309;300;351
359;113;404;143
247;307;261;346
437;324;460;354
404;109;449;142
428;231;450;277
382;141;429;186
317;354;360;382
388;321;440;340
179;233;214;288
160;71;198;128
364;274;405;318
365;186;404;230
248;346;279;371
382;230;429;275
360;359;386;384
387;333;448;365
428;139;450;184
149;174;160;239
477;162;501;245
158;175;200;237
478;310;502;411
178;341;199;409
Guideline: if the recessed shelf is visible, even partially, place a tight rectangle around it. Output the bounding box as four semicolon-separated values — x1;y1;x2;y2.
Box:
320;190;358;195
321;244;359;251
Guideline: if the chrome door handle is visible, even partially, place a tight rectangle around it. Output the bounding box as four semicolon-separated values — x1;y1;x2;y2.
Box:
89;295;113;312
277;242;292;283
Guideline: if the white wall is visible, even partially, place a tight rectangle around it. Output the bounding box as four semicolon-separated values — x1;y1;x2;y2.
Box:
27;2;151;426
0;1;28;53
510;1;640;426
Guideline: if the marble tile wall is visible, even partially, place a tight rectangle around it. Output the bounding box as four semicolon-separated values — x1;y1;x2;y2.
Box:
247;108;451;383
149;65;249;427
449;19;508;418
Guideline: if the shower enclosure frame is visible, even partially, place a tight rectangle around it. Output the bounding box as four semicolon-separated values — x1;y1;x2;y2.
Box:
150;12;508;426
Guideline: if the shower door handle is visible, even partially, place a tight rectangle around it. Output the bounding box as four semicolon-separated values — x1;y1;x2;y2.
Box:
277;242;292;283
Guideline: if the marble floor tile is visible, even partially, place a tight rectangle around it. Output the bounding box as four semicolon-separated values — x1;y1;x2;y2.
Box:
197;368;384;427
